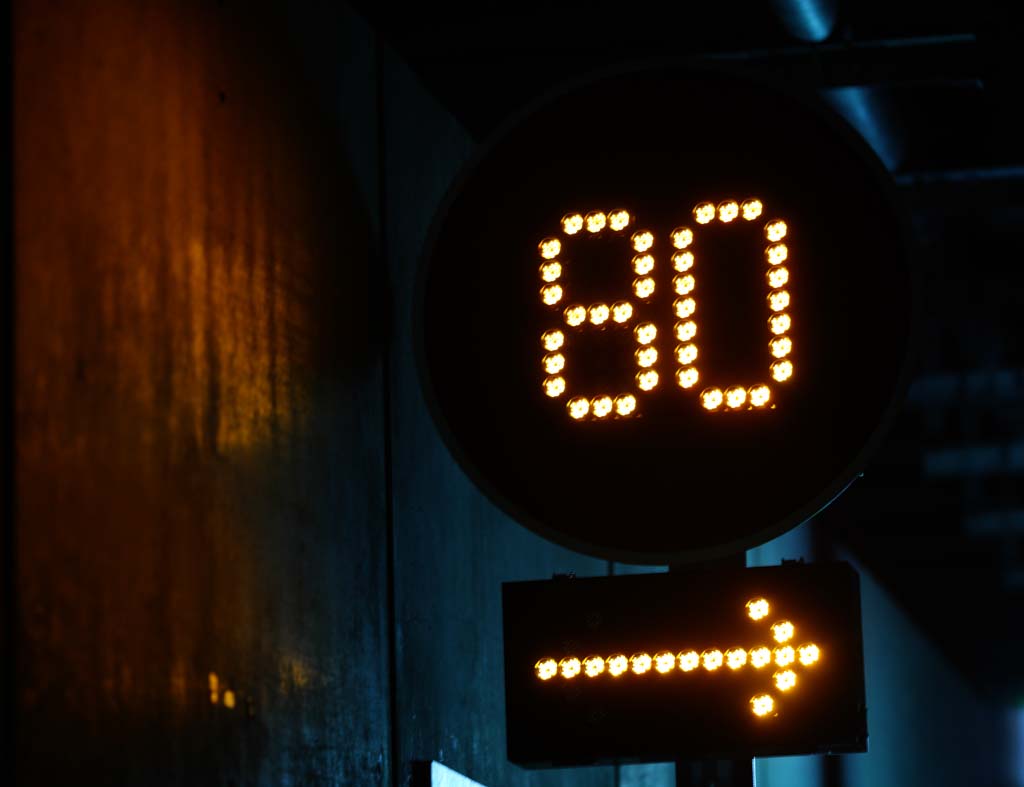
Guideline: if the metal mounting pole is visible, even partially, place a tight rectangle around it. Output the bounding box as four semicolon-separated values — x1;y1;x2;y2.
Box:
674;754;753;786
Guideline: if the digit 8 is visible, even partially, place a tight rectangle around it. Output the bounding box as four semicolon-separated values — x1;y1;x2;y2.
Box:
538;209;661;421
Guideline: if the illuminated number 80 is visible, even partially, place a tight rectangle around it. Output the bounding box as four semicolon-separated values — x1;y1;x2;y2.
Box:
538;198;795;420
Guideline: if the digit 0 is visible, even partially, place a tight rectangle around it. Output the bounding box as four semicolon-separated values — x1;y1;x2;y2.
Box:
672;198;795;412
537;209;661;420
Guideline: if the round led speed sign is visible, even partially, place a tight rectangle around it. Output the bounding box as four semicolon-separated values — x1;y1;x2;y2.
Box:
416;66;915;564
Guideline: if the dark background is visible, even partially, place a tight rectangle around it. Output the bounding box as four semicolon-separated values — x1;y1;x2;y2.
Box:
7;1;1024;786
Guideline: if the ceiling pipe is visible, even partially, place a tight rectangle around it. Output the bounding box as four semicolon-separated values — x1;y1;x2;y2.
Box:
769;0;904;171
768;0;838;43
822;86;904;172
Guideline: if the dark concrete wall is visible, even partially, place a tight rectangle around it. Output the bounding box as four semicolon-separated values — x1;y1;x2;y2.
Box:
376;43;614;787
14;1;389;783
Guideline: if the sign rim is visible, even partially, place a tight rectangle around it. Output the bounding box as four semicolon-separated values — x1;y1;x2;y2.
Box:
412;58;922;564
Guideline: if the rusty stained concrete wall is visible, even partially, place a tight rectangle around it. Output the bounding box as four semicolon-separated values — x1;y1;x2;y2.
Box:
12;1;670;784
15;1;389;784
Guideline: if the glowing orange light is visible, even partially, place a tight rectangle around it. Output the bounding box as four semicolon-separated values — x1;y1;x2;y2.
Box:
541;284;563;306
637;370;660;391
751;694;775;717
746;598;770;621
718;200;740;222
774;646;796;667
674;298;696;319
632;230;655;252
676;367;699;389
633;277;656;299
607;655;629;677
612;301;634;323
636;346;659;368
543;353;565;375
726;648;748;670
671;227;694;249
630;653;653;675
725;386;747;409
673;274;695;295
774;670;797;692
540;261;562;282
655;652;676;674
694;202;716;224
768;290;790;312
591;395;614;419
678;650;700;672
701;649;724;671
634;322;657;345
544;377;566;398
675;320;697;342
588;303;610;325
765;220;787;242
767;243;789;266
675;344;698;365
562;213;584;235
769;313;791;335
672;251;695;272
608;209;631;232
701;388;724;411
749;647;772;669
749;384;771;408
560;657;582;679
535;601;818;719
770;336;792;358
633;253;655;275
771;621;795;643
542;330;564;352
539;237;561;259
565;305;587;327
614;394;637;416
545;208;799;423
567;397;589;419
798;644;821;667
767;267;789;288
772;360;794;382
536;658;558;680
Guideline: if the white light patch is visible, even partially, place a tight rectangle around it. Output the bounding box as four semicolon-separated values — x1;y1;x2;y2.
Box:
430;761;490;787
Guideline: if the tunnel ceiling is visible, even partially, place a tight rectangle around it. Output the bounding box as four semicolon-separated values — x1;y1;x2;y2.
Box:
349;0;1024;699
349;1;1022;174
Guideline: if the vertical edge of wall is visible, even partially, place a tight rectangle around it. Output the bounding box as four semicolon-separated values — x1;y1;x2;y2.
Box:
14;1;390;783
377;43;618;787
2;0;14;776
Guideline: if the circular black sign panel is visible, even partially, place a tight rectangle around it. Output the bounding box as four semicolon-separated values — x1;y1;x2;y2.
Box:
416;66;914;564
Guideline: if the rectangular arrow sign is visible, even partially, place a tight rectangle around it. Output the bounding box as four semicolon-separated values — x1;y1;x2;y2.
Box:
502;562;866;767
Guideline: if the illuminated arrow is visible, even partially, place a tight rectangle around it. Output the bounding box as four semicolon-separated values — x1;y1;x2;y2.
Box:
532;597;821;718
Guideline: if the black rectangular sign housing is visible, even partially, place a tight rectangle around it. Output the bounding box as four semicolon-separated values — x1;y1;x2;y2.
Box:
502;562;866;767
